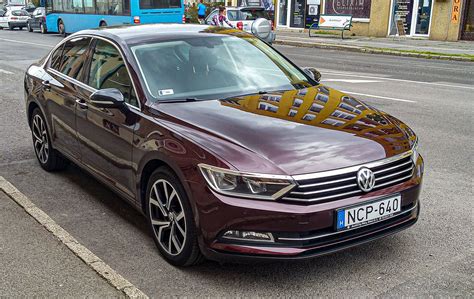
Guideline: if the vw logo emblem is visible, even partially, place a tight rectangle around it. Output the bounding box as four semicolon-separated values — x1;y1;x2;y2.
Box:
357;168;375;192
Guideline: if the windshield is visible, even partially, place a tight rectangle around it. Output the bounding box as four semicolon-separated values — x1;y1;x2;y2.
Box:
131;35;312;101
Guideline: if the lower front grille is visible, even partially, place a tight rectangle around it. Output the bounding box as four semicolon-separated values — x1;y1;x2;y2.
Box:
283;151;415;204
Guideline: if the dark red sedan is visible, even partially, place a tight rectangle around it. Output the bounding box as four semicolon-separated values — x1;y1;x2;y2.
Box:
24;24;423;266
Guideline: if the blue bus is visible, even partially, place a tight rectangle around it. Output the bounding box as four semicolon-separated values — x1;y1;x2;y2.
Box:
44;0;185;35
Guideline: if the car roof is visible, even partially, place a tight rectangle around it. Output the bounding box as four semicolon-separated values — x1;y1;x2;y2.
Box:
73;24;253;47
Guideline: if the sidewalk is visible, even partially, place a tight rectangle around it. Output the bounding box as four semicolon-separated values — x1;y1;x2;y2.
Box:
0;191;121;297
275;29;474;61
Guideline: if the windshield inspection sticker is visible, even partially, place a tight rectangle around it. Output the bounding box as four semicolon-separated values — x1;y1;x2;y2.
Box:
158;89;174;96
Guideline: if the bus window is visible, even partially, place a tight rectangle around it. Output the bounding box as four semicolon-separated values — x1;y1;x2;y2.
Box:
52;0;63;12
83;0;95;14
140;0;182;9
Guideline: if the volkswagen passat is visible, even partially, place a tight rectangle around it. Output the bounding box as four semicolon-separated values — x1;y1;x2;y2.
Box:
24;24;423;266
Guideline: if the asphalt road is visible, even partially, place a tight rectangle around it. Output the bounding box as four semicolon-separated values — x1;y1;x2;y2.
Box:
0;29;473;297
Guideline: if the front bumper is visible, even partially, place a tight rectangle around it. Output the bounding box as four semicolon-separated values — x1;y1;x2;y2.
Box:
189;156;423;262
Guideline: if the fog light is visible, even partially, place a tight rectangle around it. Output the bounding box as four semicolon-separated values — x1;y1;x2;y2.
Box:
222;230;274;242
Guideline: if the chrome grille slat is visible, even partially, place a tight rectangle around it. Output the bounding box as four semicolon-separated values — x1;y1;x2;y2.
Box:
291;184;358;195
375;165;414;181
284;152;415;204
374;160;412;174
283;190;363;203
299;176;354;188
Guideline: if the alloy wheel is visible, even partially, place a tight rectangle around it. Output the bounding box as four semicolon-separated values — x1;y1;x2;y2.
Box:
32;114;49;164
148;179;187;256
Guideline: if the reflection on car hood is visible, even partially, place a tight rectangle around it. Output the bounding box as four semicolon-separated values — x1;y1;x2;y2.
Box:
150;85;416;175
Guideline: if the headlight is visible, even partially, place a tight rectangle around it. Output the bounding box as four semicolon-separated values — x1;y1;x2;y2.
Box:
411;136;419;162
198;164;296;200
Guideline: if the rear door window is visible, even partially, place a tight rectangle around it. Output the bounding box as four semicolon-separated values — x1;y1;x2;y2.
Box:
58;37;92;81
240;9;269;20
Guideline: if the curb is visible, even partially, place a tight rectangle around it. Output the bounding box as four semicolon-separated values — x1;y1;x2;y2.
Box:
0;176;149;299
274;39;474;62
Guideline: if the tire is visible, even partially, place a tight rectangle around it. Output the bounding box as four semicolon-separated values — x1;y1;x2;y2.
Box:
8;23;13;30
27;22;32;32
19;26;23;30
30;108;68;171
40;22;47;34
145;167;204;267
58;20;66;37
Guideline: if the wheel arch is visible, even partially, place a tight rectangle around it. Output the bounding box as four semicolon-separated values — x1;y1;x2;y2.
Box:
137;156;195;215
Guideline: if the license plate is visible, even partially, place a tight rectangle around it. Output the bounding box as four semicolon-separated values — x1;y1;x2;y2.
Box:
336;195;401;231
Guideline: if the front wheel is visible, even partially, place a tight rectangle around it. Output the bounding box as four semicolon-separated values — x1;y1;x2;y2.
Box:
145;167;203;266
40;22;47;34
58;20;66;37
30;108;68;171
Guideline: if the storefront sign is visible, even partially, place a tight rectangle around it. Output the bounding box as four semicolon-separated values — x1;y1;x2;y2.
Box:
324;0;372;19
319;15;352;28
451;0;461;24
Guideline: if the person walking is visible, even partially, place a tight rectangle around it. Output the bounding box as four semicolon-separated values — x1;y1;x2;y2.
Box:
197;0;207;24
211;6;234;28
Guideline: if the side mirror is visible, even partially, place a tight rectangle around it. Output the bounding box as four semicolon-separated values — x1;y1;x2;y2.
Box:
302;67;322;83
89;88;125;108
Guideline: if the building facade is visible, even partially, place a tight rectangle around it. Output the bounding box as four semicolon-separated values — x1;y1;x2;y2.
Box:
276;0;474;41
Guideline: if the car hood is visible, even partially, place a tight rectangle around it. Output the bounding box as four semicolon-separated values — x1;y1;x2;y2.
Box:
149;85;416;175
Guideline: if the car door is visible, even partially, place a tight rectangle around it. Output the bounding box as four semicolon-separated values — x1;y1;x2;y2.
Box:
43;36;92;161
31;8;39;28
75;38;139;199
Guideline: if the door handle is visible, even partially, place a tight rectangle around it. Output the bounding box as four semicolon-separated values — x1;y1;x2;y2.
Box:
75;99;88;109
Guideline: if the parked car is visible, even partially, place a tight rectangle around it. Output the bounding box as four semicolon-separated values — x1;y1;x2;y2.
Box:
0;7;29;30
24;24;423;267
205;6;276;43
27;7;46;33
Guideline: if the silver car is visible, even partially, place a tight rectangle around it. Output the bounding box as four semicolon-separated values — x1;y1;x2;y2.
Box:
205;6;276;44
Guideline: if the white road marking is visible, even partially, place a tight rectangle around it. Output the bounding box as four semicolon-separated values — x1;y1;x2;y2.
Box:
0;37;54;48
322;79;382;83
0;69;14;74
322;70;474;90
340;90;417;103
0;176;149;299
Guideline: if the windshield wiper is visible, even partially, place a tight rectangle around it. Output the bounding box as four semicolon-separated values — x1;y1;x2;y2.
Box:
158;97;202;103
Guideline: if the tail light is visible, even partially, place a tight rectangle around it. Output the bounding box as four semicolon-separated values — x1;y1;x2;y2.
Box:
237;21;243;30
11;17;18;20
133;16;140;24
270;20;274;30
182;14;186;24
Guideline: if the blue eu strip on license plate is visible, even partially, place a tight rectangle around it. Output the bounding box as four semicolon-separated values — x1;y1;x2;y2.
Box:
336;194;402;231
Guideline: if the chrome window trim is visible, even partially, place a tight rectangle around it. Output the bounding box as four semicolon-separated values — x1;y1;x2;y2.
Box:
292;150;413;181
42;33;142;111
277;202;418;242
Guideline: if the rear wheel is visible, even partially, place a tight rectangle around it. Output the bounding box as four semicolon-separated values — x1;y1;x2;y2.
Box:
30;108;68;171
145;167;204;266
27;21;32;32
40;22;47;34
58;20;66;37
